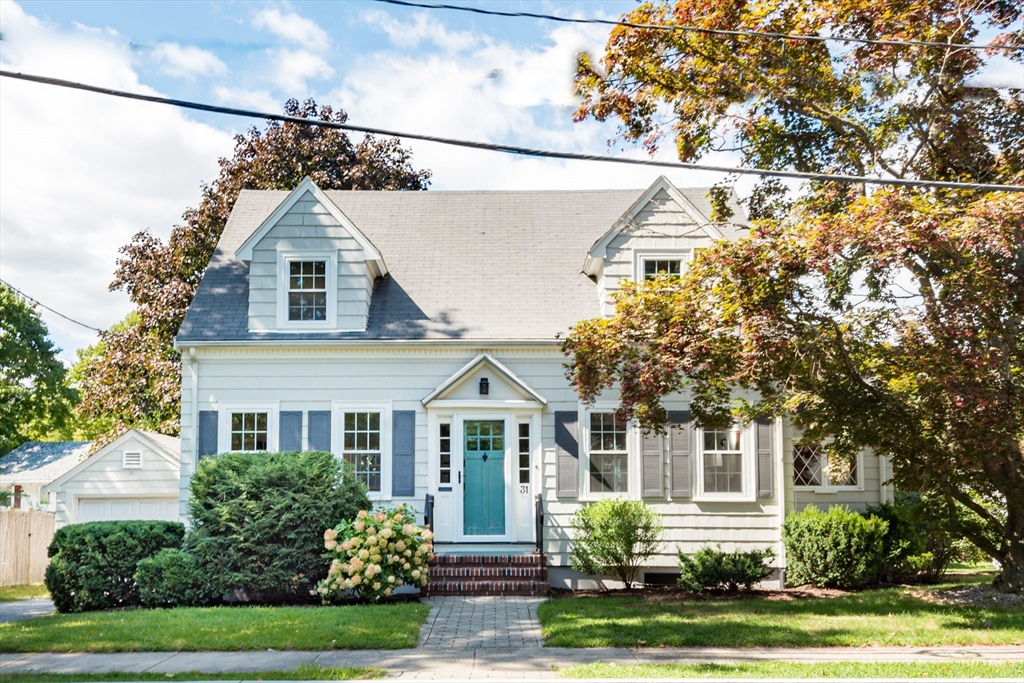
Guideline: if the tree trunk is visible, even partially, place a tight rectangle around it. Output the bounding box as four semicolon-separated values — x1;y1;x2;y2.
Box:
995;503;1024;593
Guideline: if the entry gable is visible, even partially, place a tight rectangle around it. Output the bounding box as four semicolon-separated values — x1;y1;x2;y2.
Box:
422;354;548;406
583;175;724;277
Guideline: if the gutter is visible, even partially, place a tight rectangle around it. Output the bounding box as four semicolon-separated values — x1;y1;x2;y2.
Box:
173;338;564;351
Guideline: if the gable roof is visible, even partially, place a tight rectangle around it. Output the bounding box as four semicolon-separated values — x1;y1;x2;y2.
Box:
45;430;180;491
0;442;91;486
422;354;548;406
177;184;746;344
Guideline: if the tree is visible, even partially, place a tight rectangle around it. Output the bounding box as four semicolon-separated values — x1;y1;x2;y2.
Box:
0;283;76;455
566;1;1024;591
80;99;431;438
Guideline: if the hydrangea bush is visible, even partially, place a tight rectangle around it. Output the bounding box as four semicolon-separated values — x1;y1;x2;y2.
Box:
316;505;433;603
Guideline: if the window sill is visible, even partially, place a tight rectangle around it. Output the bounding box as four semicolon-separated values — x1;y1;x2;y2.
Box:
795;486;864;494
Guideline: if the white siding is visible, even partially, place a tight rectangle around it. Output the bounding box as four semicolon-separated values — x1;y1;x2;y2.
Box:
248;190;371;332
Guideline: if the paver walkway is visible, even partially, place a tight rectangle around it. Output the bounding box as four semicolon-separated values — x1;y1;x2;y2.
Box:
419;596;544;648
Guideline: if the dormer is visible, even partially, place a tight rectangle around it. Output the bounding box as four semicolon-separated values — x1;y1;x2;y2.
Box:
583;176;732;316
234;178;387;333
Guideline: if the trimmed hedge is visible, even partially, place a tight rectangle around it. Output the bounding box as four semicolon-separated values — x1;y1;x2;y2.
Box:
678;545;774;592
44;520;185;613
782;505;887;589
135;547;216;608
187;450;371;604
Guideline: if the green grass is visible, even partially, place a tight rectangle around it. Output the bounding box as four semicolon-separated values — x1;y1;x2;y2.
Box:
560;661;1024;679
0;603;431;652
538;586;1024;648
0;665;384;681
0;584;50;601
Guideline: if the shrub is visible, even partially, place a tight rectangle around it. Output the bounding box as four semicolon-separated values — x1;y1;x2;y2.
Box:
135;548;217;608
317;504;433;603
570;498;663;589
187;450;371;604
44;520;184;613
678;544;774;591
781;505;887;589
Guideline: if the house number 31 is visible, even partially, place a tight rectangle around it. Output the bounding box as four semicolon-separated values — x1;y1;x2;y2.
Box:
519;485;529;494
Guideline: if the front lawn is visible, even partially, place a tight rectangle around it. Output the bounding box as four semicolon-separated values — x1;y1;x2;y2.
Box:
0;666;384;682
0;584;49;602
559;662;1024;679
0;603;430;652
538;586;1024;648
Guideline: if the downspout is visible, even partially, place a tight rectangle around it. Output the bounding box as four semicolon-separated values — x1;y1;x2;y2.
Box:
775;416;788;589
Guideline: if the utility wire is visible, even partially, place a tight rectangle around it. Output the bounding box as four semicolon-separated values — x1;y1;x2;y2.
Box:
2;70;1021;193
1;279;104;333
372;0;1024;52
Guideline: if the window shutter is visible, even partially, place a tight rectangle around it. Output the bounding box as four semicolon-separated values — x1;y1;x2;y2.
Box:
279;411;302;452
641;432;664;497
756;416;774;498
308;411;331;452
555;411;579;498
668;410;691;498
198;411;218;460
392;410;416;497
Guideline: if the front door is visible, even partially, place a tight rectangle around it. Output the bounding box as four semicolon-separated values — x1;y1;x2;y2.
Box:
463;420;506;536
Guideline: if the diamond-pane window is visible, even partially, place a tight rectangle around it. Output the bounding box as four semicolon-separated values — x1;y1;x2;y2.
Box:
288;260;327;321
793;443;858;487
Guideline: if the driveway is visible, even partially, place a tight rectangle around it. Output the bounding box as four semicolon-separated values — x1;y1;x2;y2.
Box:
0;598;54;622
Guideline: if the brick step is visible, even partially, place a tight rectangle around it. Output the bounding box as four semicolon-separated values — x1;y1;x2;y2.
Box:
426;580;549;597
430;565;547;580
429;553;544;567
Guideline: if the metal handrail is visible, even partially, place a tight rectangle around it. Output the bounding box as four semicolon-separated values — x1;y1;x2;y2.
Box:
424;493;435;530
534;493;544;554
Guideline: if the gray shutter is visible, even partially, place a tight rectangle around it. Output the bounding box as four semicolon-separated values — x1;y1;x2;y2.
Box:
756;416;774;498
198;411;218;460
279;411;302;452
555;411;579;498
668;410;691;498
392;410;416;497
641;431;664;497
308;411;331;452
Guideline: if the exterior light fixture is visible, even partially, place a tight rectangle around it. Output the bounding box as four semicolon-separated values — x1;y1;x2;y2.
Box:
479;378;489;395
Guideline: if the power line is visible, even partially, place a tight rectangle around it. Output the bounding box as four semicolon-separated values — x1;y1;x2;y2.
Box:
1;279;104;333
372;0;1024;52
2;69;1021;193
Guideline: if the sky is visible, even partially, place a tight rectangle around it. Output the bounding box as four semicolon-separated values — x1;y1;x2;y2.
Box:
0;0;1021;364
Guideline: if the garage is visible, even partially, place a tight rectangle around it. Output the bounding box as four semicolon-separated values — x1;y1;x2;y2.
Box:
77;497;178;523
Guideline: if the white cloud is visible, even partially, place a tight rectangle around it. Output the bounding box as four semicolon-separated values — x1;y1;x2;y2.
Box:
362;9;480;52
0;1;234;360
214;86;280;113
252;8;330;52
270;48;335;92
151;42;227;78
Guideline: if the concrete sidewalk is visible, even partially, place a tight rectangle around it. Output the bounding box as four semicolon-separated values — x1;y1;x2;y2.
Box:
1;645;1021;679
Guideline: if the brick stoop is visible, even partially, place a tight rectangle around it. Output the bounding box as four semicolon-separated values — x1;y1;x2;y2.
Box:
427;552;549;596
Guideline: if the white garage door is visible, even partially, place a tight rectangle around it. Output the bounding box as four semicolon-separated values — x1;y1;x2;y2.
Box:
77;498;179;523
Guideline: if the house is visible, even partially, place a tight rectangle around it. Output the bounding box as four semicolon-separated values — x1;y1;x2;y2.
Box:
0;441;90;511
44;430;180;527
175;176;892;591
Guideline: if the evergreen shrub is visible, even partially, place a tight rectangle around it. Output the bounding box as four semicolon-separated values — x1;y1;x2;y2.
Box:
135;547;217;607
781;505;887;589
677;544;774;591
570;498;663;589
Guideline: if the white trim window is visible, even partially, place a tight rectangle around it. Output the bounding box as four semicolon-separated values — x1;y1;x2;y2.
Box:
439;422;452;485
277;251;337;329
793;443;860;489
634;250;693;282
122;451;143;469
517;422;530;485
695;422;755;500
588;411;629;494
231;412;269;451
643;258;682;279
342;412;383;492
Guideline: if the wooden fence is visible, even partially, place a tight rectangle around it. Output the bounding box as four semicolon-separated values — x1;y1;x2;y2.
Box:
0;508;55;586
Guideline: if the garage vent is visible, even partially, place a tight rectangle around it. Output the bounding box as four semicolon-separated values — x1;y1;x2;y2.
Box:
122;451;143;469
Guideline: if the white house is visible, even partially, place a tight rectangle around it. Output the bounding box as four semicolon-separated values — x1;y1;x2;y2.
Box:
45;430;180;527
174;176;892;592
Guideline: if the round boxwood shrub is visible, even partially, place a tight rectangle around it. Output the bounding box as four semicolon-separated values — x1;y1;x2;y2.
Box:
44;520;185;613
135;547;217;608
782;505;888;589
187;450;371;604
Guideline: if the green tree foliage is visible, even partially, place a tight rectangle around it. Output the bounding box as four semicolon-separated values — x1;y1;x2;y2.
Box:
79;99;431;437
570;498;663;589
566;1;1024;591
0;283;76;455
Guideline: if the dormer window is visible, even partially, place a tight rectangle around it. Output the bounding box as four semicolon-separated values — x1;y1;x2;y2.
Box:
277;251;337;330
643;259;681;279
288;260;327;321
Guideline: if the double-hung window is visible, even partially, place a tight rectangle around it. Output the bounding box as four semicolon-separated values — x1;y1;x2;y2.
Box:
793;443;859;488
342;411;382;492
700;424;744;495
288;260;327;321
588;411;629;493
231;412;268;451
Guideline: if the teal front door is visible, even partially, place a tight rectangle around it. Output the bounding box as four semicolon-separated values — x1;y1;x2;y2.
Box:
463;420;506;536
